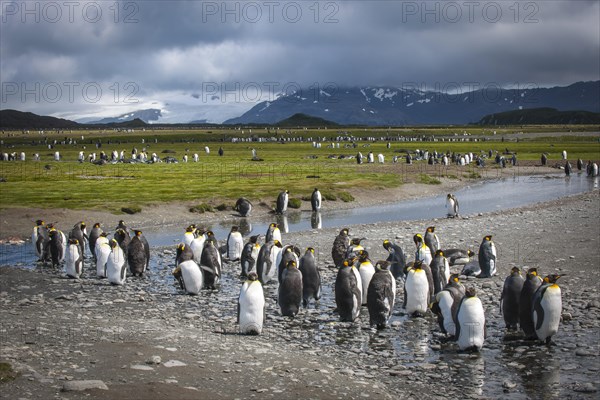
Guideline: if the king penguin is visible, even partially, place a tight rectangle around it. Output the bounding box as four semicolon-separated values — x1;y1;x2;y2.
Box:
383;240;406;279
431;274;465;336
183;225;196;246
299;247;321;307
200;240;222;289
532;274;563;344
424;226;440;256
403;261;433;316
444;249;474;267
226;226;244;261
278;260;303;317
478;235;497;278
346;237;366;259
172;259;203;295
277;244;301;283
95;232;111;278
356;250;375;306
500;267;525;330
276;190;289;214
414;234;433;266
107;239;127;285
176;243;194;265
65;239;83;279
238;272;265;335
256;240;282;285
335;259;362;322
48;226;67;267
32;220;49;261
454;287;486;351
331;228;350;267
190;229;206;265
519;267;543;339
88;223;103;261
446;194;460;218
430;250;450;296
234;197;252;217
69;221;87;259
311;188;322;211
265;223;282;244
128;230;150;277
367;261;396;329
240;235;261;278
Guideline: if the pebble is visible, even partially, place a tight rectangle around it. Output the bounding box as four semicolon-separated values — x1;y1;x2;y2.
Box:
163;360;187;368
574;383;597;393
62;380;108;391
130;365;154;371
146;356;162;365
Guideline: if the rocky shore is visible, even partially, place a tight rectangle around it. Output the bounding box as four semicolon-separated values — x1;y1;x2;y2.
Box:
0;189;599;399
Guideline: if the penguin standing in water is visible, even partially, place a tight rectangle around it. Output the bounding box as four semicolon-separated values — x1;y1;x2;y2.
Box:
383;240;406;279
65;239;83;279
432;274;465;336
234;197;252;217
200;240;222;289
107;239;127;285
256;240;282;285
356;250;375;306
190;229;206;265
500;267;525;330
277;244;301;283
532;274;563;344
238;272;265;335
69;221;87;259
299;247;321;307
519;267;543;339
478;235;497;278
541;153;547;166
240;235;261;278
278;260;303;317
414;234;433;266
172;260;203;295
275;190;289;214
564;160;572;176
265;223;282;244
335;259;362;322
403;261;433;316
226;226;244;261
128;230;150;277
95;232;111;278
430;250;450;296
454;287;486;351
48;226;67;267
88;223;103;261
424;226;440;256
367;261;396;330
446;194;460;218
311;188;322;211
577;158;584;171
176;243;194;266
331;228;350;267
32;220;49;261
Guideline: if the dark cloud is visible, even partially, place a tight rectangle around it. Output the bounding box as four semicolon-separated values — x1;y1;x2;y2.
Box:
1;0;598;122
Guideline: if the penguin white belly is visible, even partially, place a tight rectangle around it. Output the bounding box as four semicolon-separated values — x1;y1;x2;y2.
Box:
443;259;450;284
534;287;562;341
457;298;485;351
405;271;429;314
359;263;375;305
267;247;282;281
436;291;456;335
183;232;195;246
179;260;204;294
190;237;206;264
272;229;282;244
446;198;454;215
228;233;243;260
58;232;67;263
65;245;81;278
418;247;432;265
351;266;363;305
315;192;322;209
239;282;265;334
389;270;397;306
95;243;111;278
107;249;127;285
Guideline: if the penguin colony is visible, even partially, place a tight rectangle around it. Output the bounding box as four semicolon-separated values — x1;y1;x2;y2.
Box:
32;214;564;350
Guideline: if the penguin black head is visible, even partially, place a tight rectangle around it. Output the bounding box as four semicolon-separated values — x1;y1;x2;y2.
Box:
230;226;239;233
69;238;79;245
543;274;561;284
93;222;101;228
375;260;390;270
413;234;424;245
314;188;318;192
467;250;475;257
195;228;206;236
465;287;477;297
206;230;215;237
273;240;282;248
100;232;109;238
250;235;260;244
527;267;538;277
247;272;259;281
383;240;391;250
134;230;143;237
484;235;493;241
447;193;452;199
110;239;119;248
339;228;349;236
351;237;364;246
358;250;369;261
269;223;277;228
435;249;444;257
35;219;45;226
185;225;195;233
177;243;186;251
427;226;435;233
510;266;521;275
412;260;423;271
306;247;315;254
286;260;297;268
449;273;460;284
80;221;86;229
285;189;289;194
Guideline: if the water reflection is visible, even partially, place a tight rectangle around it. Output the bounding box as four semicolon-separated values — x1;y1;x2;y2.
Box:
311;211;322;229
276;214;289;233
519;348;561;399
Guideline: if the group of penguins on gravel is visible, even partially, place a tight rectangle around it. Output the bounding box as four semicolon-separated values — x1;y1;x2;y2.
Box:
31;188;562;352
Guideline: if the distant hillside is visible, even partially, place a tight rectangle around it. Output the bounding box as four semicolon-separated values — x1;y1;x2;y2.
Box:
0;109;81;129
478;108;600;125
224;81;600;126
82;108;162;124
275;113;339;127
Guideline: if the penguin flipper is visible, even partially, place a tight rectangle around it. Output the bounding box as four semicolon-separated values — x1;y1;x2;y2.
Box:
120;263;127;281
533;293;545;331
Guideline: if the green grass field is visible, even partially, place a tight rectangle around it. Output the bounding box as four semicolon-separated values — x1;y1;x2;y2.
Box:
1;126;598;211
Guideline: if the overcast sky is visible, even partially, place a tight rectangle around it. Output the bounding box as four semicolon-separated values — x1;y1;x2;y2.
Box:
1;0;599;122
